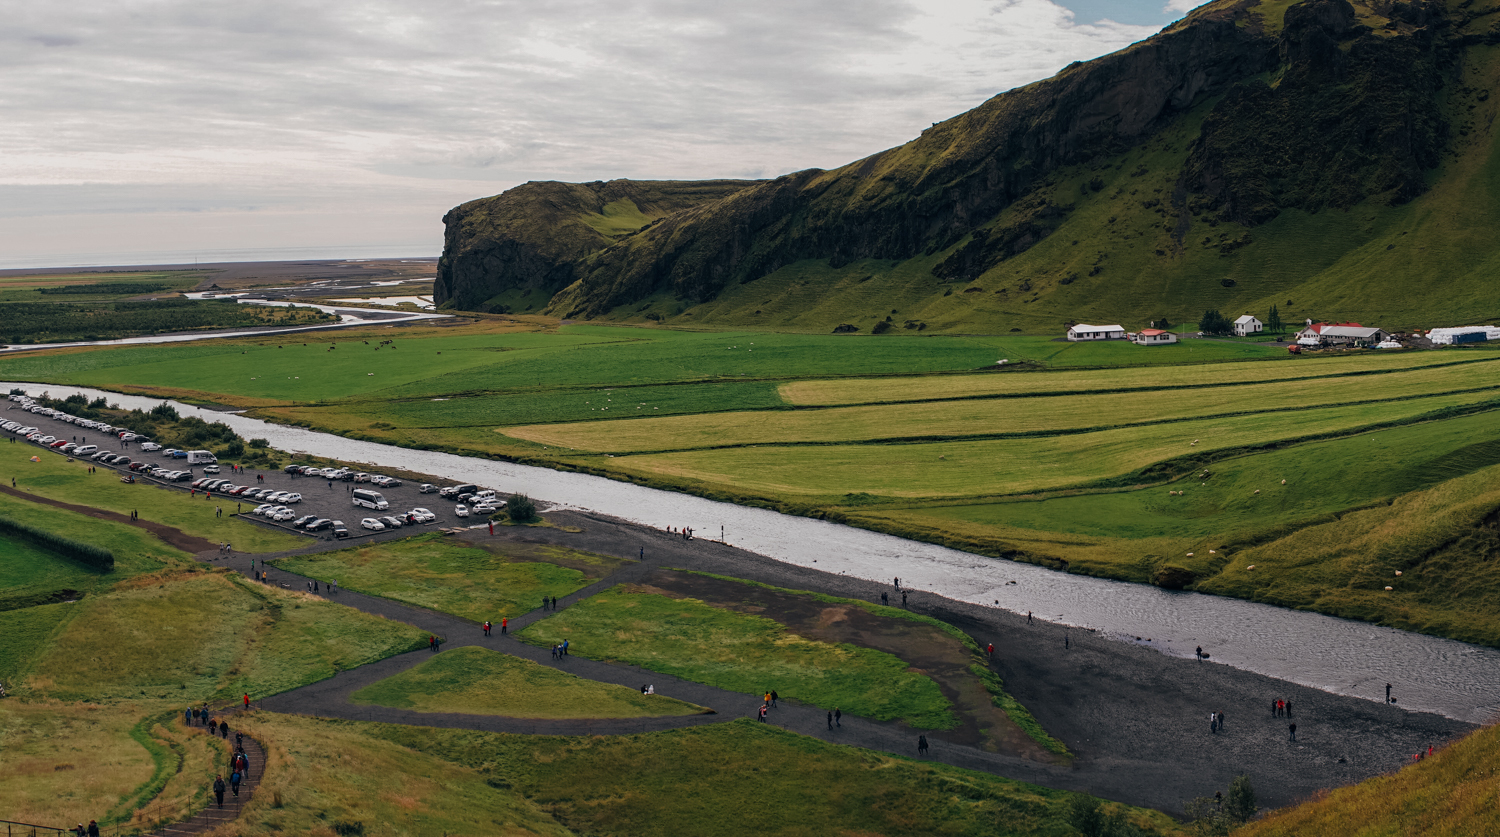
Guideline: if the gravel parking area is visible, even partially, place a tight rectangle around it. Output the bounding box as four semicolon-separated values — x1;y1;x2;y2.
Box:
3;402;479;541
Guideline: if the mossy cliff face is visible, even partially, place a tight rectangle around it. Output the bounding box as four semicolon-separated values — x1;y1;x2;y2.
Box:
442;0;1479;326
435;179;758;311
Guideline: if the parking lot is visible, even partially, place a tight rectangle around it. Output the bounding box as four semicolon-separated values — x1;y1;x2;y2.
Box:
3;400;479;542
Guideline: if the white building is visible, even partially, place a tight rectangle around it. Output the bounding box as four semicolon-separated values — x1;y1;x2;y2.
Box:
1318;326;1389;346
1133;328;1178;346
1066;324;1126;341
1233;315;1262;337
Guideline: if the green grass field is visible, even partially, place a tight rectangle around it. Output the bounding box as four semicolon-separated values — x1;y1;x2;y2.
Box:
374;719;1183;837
351;645;707;718
0;703;157;829
518;585;956;728
272;533;626;622
20;570;427;702
1;441;306;553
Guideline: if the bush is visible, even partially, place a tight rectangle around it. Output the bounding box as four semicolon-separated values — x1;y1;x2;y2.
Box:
871;321;893;334
0;516;114;571
507;494;538;523
249;438;270;449
1199;309;1232;336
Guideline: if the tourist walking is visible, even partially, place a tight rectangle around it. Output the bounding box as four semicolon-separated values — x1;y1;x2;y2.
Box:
501;617;508;635
834;707;841;727
213;775;226;808
1289;722;1298;742
918;735;929;756
230;770;241;798
827;710;833;730
483;621;491;637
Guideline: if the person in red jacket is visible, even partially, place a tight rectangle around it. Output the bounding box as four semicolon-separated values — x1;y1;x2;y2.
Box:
501;617;508;635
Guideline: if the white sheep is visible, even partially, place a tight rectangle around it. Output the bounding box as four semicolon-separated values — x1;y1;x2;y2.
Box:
1385;586;1394;591
1395;571;1403;577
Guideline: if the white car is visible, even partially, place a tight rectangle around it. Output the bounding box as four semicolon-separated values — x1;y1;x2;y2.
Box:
471;501;501;515
73;445;98;456
270;507;296;522
408;508;436;523
454;504;469;518
360;517;386;531
140;442;161;451
267;491;291;502
203;464;221;474
253;503;274;515
282;492;302;504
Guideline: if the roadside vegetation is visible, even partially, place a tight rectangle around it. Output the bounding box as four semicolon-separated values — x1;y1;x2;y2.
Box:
0;298;332;345
0;436;306;553
351;645;708;718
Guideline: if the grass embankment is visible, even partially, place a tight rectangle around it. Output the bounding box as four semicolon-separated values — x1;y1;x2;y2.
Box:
351;645;707;718
273;533;626;622
0;702;157;828
1;441;307;553
211;713;570;837
1239;722;1500;837
375;719;1183;837
17;570;427;702
519;583;956;729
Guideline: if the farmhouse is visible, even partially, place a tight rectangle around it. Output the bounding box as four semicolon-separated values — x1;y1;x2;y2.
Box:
1293;321;1361;342
1233;315;1262;337
1066;323;1126;341
1133;328;1178;346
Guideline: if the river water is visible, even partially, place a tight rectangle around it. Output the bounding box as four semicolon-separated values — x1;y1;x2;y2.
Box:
7;380;1499;724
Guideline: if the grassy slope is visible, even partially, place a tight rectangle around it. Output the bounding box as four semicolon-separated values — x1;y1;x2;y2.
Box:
0;703;156;828
351;645;707;718
518;585;956;728
577;35;1500;336
2;441;306;553
220;713;570;837
272;533;623;622
21;570;427;702
375;720;1185;837
1239;721;1500;837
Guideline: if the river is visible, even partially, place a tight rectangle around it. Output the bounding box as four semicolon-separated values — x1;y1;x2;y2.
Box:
7;380;1499;724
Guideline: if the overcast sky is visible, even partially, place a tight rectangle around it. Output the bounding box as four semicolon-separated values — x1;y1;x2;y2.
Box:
0;0;1195;268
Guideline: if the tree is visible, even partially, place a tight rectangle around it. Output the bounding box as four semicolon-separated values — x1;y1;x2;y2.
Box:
507;493;538;524
1266;304;1283;334
1199;309;1232;336
1224;774;1257;824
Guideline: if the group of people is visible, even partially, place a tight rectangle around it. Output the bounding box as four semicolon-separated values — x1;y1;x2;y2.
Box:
482;618;507;636
67;821;99;836
757;690;780;722
667;525;694;540
212;743;253;808
550;639;570;659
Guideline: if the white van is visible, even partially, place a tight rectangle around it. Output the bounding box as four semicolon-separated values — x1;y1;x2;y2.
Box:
472;489;498;502
187;450;218;464
352;489;389;511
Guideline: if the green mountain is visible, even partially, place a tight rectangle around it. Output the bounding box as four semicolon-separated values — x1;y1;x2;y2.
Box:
438;0;1500;333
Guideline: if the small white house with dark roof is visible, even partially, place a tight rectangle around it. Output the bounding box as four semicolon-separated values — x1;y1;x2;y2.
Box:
1233;315;1262;337
1066;324;1126;341
1133;328;1178;346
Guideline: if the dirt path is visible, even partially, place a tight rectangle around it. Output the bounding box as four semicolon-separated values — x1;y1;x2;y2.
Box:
0;483;215;554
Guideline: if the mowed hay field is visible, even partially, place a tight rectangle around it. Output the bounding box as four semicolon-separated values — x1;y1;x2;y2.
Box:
7;317;1500;646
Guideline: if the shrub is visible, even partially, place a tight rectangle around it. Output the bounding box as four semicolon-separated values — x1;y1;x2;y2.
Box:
871;321;893;334
0;516;114;571
507;494;538;523
249;438;270;449
1152;565;1196;590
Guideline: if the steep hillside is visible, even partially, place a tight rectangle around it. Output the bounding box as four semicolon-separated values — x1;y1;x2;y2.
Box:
435;178;759;311
442;0;1500;332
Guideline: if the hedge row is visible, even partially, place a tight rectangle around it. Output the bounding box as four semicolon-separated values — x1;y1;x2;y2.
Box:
0;515;114;571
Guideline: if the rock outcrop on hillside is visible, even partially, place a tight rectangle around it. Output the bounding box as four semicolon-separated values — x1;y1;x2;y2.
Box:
440;0;1470;322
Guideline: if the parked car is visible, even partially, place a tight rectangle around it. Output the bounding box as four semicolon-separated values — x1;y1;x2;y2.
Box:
253;504;273;515
49;439;69;448
352;472;371;483
378;515;403;529
305;518;333;531
440;483;477;499
332;521;350;539
140;442;162;451
418;483;437;494
282;493;302;504
408;508;436;523
283;464;304;474
270;507;296;522
472;501;502;515
74;444;97;456
292;514;318;528
203;464;221;474
360;517;386;531
454;504;470;518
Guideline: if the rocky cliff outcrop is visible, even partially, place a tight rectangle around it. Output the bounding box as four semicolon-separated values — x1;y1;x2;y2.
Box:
440;0;1465;322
